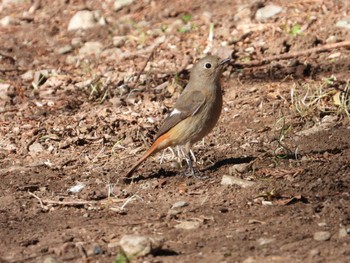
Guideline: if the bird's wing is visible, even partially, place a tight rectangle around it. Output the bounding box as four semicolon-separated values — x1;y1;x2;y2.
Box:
155;90;206;140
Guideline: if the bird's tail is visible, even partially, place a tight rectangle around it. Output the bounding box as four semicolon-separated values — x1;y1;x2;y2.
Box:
125;133;170;177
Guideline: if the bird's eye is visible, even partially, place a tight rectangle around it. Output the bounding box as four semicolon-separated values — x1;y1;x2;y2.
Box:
204;63;212;69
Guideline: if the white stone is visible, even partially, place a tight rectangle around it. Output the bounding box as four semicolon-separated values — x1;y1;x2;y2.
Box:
255;5;282;21
68;10;105;31
336;19;350;30
79;41;103;57
119;235;151;257
221;175;255;188
0;16;19;26
174;221;201;230
313;231;331;241
171;201;188;209
114;0;134;11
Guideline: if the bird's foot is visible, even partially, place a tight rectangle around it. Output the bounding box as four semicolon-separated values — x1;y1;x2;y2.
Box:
184;167;208;180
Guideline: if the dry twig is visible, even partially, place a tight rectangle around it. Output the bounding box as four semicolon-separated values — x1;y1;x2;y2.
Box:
235;40;350;68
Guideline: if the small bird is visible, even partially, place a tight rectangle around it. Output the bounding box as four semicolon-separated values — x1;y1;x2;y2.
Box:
126;55;230;177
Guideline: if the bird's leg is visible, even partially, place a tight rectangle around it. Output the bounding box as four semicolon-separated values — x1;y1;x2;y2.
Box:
183;143;207;179
185;151;197;176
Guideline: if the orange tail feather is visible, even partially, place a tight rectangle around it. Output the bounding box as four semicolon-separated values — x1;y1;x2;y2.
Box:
125;133;170;177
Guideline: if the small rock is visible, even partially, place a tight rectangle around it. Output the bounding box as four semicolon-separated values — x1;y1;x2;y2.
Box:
2;0;25;6
317;222;327;227
42;256;58;263
29;142;44;154
297;115;337;136
113;36;126;47
257;238;275;246
21;70;34;81
0;15;19;26
313;231;331;241
101;48;122;60
167;209;181;216
242;256;256;263
68;10;105;31
229;163;251;174
245;47;255;54
310;248;320;257
108;239;119;248
87;244;103;256
328;52;341;59
171;201;188;209
201;11;212;24
174;221;201;230
71;38;82;48
255;5;282;21
221;175;255;188
336;19;350;30
114;0;134;11
119;234;163;257
120;235;151;257
0;83;11;100
68;182;85;193
212;46;233;61
56;45;73;55
338;228;348;238
79;41;103;57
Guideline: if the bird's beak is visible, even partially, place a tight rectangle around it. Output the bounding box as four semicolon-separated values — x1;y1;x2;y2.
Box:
219;57;231;65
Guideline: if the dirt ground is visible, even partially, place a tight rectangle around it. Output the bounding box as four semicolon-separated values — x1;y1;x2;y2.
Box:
0;0;349;262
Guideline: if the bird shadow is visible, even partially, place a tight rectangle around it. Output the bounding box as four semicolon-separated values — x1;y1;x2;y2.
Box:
121;156;256;184
121;168;177;184
204;156;256;172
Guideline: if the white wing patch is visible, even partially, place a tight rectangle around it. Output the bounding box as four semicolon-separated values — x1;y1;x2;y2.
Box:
169;108;181;116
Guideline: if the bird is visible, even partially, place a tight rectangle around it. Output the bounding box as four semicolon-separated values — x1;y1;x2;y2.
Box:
125;55;230;178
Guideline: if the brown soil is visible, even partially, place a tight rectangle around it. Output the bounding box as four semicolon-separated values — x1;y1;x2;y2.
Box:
0;0;349;262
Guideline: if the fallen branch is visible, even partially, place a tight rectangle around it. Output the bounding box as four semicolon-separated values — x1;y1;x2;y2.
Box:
236;40;350;68
28;191;128;208
131;45;158;88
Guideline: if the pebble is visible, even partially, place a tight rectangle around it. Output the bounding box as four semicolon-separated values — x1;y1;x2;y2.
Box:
309;248;320;257
338;228;348;238
297;115;337;136
229;163;251;174
328;52;341;59
71;37;82;48
42;256;58;263
171;201;188;209
255;5;282;21
313;231;331;241
174;221;201;230
0;83;10;100
56;45;73;55
68;10;105;31
87;244;103;256
68;182;85;193
29;142;44;154
119;235;152;257
119;234;163;257
2;0;24;6
112;36;126;47
221;175;255;188
78;41;103;57
257;238;275;246
336;19;350;30
167;209;181;216
114;0;134;11
0;15;19;26
21;70;34;81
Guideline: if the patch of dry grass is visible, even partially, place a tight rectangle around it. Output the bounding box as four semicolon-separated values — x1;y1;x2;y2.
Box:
291;77;350;120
